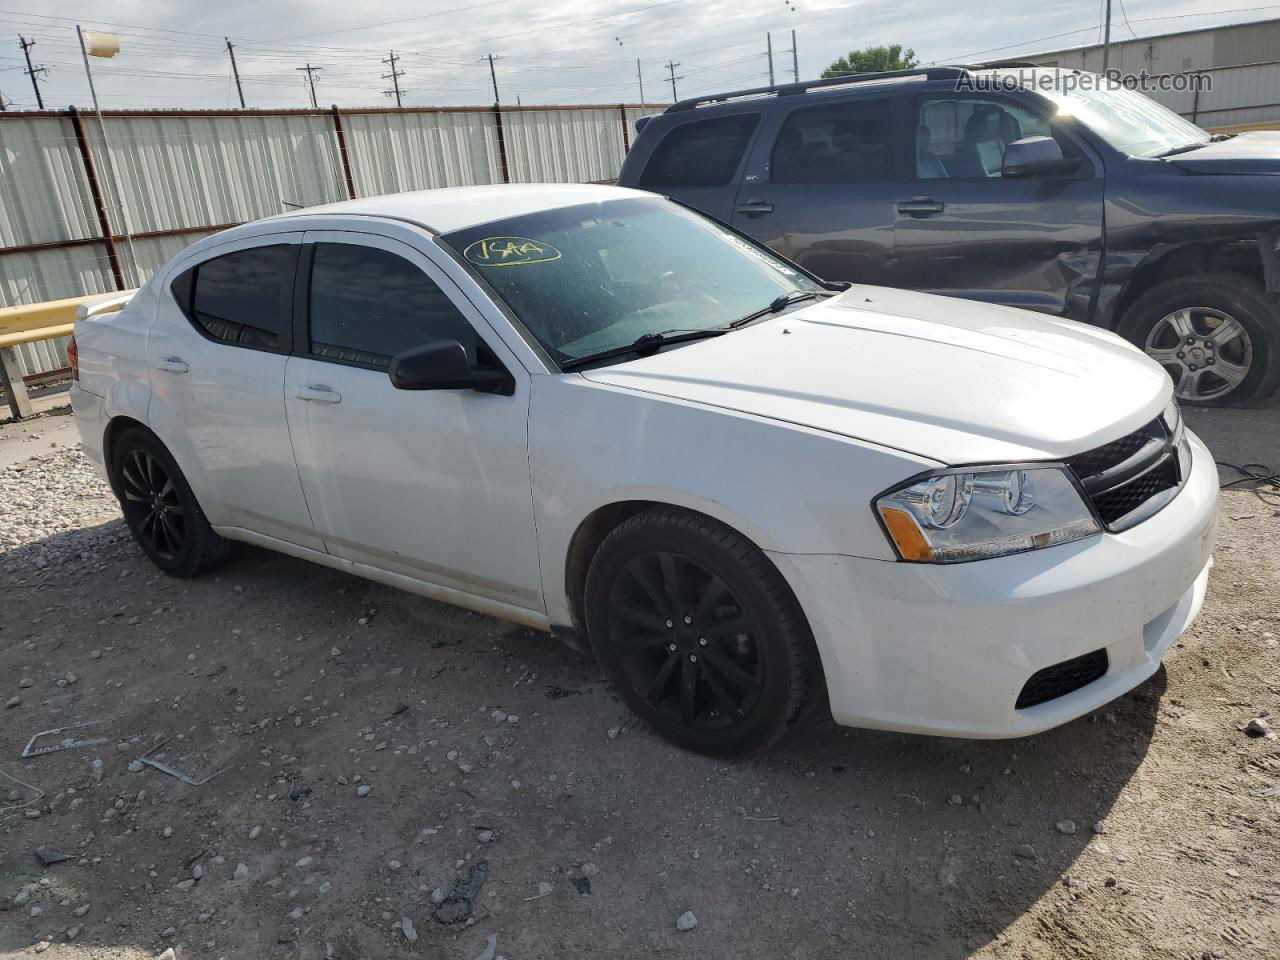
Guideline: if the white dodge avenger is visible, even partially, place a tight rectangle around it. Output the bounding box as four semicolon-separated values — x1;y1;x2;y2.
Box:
70;184;1219;755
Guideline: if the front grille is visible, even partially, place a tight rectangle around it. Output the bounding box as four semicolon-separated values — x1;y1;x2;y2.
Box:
1065;417;1183;530
1015;649;1109;709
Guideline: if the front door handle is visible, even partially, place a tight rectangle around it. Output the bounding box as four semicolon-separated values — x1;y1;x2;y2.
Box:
294;384;342;404
735;199;774;216
897;197;945;217
154;356;189;374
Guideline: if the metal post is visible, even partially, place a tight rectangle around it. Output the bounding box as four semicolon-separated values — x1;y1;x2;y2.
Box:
485;54;502;105
767;33;775;86
330;105;356;199
636;58;645;104
0;346;34;421
77;25;139;287
226;39;245;108
791;29;799;83
619;104;630;152
1102;0;1113;75
492;104;510;183
68;105;126;291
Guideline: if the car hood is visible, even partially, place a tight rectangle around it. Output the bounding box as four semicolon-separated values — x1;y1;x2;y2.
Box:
1168;131;1280;174
579;287;1171;465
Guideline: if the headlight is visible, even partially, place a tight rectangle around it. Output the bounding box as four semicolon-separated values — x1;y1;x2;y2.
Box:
875;465;1101;563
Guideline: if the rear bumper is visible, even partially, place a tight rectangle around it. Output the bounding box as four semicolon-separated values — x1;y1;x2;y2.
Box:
771;430;1219;738
70;382;109;483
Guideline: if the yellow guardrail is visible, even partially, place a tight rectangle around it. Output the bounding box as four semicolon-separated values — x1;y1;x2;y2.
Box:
0;290;136;419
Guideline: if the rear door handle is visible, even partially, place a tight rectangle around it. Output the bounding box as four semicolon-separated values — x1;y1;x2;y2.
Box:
294;384;342;404
735;199;774;216
897;198;945;216
154;356;189;374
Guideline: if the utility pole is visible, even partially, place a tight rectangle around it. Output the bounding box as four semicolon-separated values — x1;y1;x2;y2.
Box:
19;36;46;109
225;38;245;108
482;53;502;105
382;50;406;107
767;33;775;86
297;63;321;108
790;29;799;82
665;60;683;102
1102;0;1113;74
636;58;645;104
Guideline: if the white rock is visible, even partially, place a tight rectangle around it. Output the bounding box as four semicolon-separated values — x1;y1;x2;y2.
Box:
676;910;698;931
234;863;249;880
401;917;418;943
356;784;372;797
1056;820;1077;835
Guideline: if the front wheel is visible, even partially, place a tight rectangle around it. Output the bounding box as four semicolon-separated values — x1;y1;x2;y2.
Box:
1119;274;1280;405
584;507;816;757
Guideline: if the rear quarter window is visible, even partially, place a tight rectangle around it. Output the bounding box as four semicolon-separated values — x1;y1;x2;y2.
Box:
170;245;296;351
639;113;760;188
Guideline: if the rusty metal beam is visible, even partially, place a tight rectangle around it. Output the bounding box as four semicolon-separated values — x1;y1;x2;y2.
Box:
68;106;126;291
0;222;241;259
331;105;357;199
492;105;511;184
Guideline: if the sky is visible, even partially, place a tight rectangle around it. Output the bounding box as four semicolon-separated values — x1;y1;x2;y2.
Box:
1;0;1275;111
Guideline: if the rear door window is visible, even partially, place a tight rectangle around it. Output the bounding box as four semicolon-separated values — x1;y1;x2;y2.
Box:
771;99;891;184
639;113;760;188
306;242;479;369
171;244;296;351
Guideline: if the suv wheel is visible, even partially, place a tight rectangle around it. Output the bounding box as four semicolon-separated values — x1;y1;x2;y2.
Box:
110;427;231;577
1119;274;1280;405
584;506;815;757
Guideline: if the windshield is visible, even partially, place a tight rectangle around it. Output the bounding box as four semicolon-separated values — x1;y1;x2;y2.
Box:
440;197;823;366
994;69;1210;159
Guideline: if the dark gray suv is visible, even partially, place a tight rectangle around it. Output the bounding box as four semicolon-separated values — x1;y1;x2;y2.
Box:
617;66;1280;404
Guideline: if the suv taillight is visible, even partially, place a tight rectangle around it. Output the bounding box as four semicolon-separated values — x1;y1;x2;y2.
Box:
67;335;79;381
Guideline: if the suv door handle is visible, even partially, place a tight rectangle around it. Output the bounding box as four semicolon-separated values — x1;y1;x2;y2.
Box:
154;356;189;374
735;199;774;216
294;384;342;404
897;198;945;216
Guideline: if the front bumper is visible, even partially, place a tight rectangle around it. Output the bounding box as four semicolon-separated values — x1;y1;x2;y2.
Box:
771;430;1219;738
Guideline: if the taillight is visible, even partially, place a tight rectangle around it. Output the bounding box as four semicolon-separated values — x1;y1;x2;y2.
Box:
67;335;79;381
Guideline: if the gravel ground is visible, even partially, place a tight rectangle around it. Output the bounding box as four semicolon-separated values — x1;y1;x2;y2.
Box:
0;398;1277;960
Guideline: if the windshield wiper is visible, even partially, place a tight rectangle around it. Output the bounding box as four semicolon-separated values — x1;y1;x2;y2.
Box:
1158;140;1211;157
559;327;729;372
728;290;828;329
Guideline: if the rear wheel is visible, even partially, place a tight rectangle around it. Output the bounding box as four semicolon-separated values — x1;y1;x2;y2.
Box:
584;506;815;757
110;427;230;577
1119;274;1280;405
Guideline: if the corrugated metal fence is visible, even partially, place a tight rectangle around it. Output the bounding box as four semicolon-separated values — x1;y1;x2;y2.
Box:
0;103;652;378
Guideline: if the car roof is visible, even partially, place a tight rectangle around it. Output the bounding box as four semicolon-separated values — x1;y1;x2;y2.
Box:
265;183;651;235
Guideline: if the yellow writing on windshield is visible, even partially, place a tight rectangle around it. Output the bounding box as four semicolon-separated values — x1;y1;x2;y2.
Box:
464;237;562;267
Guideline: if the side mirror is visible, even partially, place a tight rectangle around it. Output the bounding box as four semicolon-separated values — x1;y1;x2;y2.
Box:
1002;136;1080;178
389;340;512;394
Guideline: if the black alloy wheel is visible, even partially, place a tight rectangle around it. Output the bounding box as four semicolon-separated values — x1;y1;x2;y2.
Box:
585;506;815;756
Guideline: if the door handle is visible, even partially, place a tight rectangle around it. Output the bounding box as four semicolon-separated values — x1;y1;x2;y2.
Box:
294;384;342;404
897;197;945;217
735;199;774;216
154;356;189;374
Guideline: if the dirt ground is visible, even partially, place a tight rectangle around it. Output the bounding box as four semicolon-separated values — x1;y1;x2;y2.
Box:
0;390;1277;960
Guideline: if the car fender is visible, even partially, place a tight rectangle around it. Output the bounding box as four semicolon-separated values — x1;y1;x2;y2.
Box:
529;373;936;626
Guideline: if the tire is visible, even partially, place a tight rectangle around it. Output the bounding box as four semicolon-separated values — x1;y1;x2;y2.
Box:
109;427;231;577
583;506;816;757
1118;274;1280;405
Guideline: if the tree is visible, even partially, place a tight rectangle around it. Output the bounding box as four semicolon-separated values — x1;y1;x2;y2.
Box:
822;44;918;79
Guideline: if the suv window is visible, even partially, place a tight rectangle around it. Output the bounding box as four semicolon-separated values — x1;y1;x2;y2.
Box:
171;244;295;350
639;114;759;188
771;99;890;184
307;243;477;369
916;97;1061;179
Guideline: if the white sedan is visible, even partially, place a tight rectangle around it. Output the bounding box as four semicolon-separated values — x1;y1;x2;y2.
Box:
70;184;1219;755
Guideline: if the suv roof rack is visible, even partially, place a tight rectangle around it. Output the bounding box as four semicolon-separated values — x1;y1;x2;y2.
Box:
666;66;971;112
969;59;1049;69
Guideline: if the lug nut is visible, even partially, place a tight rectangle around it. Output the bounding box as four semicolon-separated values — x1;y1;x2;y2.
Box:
689;654;698;663
668;642;677;652
683;615;692;625
698;637;708;646
1177;352;1185;359
1188;364;1197;371
665;619;674;629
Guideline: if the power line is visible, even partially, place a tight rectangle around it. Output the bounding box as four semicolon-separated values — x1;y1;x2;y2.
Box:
18;34;45;109
382;49;406;106
296;62;321;108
